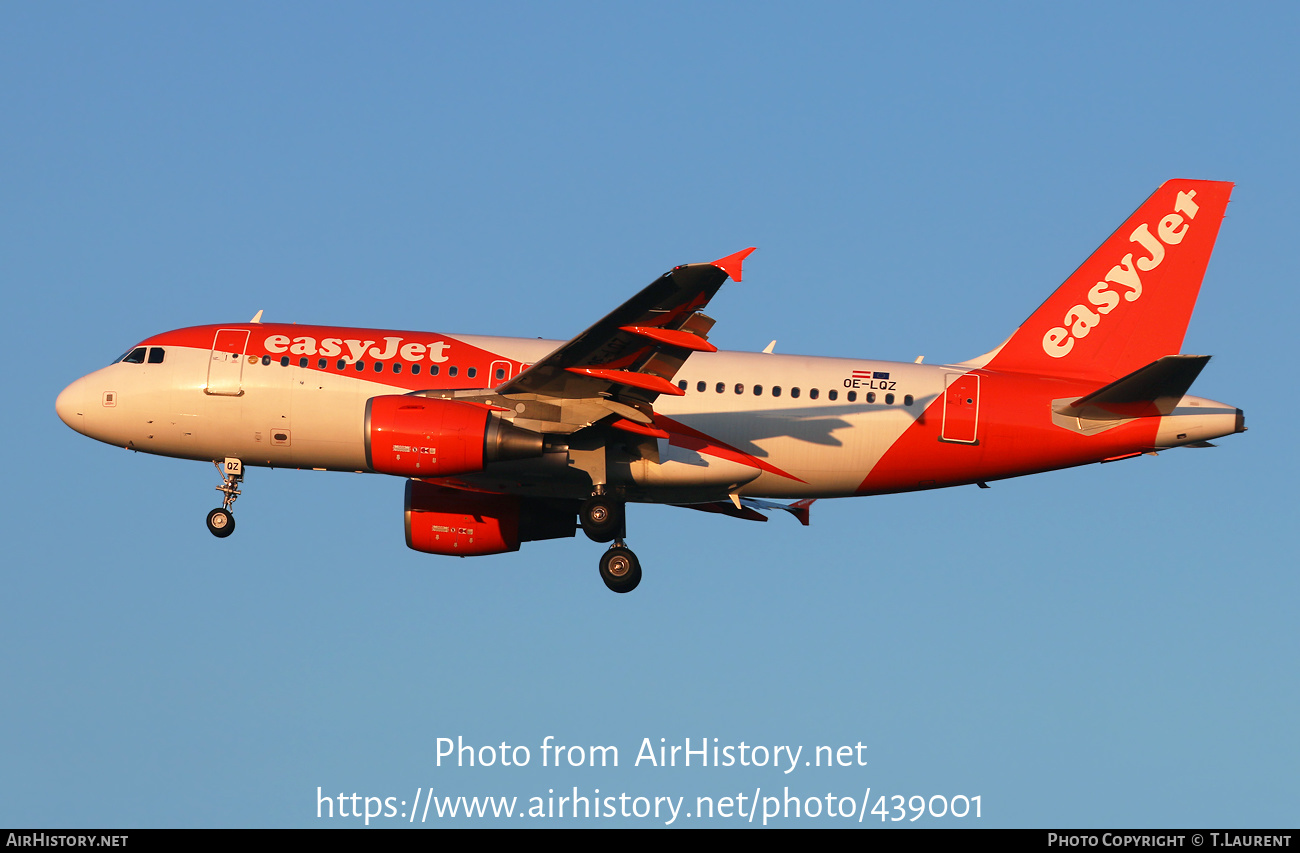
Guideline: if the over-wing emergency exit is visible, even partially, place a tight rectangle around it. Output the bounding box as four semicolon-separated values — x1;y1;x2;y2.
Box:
56;180;1245;592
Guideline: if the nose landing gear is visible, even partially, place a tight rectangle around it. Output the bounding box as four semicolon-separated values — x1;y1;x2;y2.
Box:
207;458;242;538
206;507;235;537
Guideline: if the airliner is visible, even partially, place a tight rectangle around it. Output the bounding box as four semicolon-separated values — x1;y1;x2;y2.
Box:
56;180;1244;592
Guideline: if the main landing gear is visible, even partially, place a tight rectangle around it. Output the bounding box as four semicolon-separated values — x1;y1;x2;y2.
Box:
207;458;243;539
581;494;641;593
599;544;641;594
579;495;623;543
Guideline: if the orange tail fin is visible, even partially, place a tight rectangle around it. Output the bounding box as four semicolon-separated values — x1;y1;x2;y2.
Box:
981;180;1233;381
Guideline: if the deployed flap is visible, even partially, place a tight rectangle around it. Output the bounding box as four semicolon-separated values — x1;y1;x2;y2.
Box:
1054;354;1210;420
493;249;755;404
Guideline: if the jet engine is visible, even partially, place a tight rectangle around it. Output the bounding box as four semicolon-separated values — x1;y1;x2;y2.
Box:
404;480;577;556
365;395;544;477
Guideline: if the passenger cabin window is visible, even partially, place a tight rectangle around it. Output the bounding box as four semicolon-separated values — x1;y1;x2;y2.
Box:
318;358;327;369
374;361;383;372
147;348;165;364
299;357;308;368
496;368;506;380
678;380;688;391
262;355;271;365
790;387;800;398
772;386;782;397
697;381;706;393
734;384;744;394
412;364;421;375
429;365;439;376
809;388;819;400
904;394;914;406
393;363;402;374
337;359;346;370
867;391;876;403
847;391;857;402
716;382;725;393
885;393;895;405
467;367;477;379
828;390;837;401
448;366;458;377
281;356;290;367
753;385;763;395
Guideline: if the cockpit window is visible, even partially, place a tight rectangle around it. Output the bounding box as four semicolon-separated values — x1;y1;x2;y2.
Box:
148;347;165;364
117;347;147;364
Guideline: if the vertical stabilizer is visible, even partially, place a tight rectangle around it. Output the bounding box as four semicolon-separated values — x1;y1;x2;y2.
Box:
982;180;1232;381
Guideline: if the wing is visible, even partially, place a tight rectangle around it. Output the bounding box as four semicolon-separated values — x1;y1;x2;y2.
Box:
674;497;815;525
494;248;755;405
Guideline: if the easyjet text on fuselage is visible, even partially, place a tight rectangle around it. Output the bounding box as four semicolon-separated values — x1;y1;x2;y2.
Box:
262;334;451;363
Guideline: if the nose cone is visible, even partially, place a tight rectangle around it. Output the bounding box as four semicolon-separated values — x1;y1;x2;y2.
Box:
56;377;88;434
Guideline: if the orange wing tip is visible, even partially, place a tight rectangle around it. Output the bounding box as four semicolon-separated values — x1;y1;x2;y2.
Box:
711;247;757;282
564;367;686;396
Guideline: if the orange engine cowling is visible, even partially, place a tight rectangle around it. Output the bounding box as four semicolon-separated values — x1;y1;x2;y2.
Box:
404;481;578;557
365;396;544;477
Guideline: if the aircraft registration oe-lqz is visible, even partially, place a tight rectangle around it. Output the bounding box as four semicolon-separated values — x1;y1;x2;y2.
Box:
57;180;1245;593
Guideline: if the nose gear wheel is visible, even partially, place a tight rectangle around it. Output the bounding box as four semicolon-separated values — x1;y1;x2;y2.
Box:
206;508;235;537
207;459;243;538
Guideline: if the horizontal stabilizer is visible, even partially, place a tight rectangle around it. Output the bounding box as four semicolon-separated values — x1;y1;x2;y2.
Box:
1054;355;1210;420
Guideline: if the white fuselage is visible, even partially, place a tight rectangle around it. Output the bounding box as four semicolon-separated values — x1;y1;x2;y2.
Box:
55;330;1241;506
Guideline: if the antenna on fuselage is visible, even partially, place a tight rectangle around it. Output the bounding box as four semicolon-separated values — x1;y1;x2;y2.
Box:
762;340;776;354
250;310;264;323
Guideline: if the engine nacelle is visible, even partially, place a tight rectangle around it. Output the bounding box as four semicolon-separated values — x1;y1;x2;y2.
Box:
404;481;577;557
365;395;543;477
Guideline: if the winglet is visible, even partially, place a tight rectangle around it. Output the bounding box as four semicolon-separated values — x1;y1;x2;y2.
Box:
711;247;757;282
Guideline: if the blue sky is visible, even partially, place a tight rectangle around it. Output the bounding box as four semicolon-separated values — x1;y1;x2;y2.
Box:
3;3;1296;827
